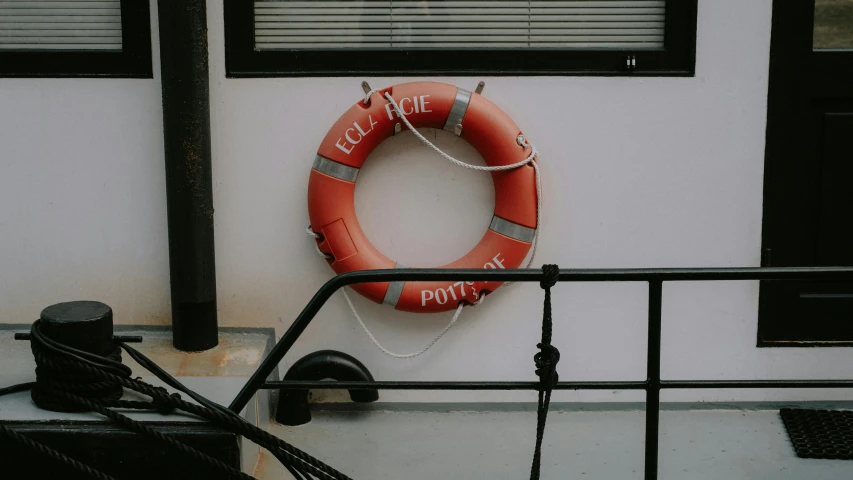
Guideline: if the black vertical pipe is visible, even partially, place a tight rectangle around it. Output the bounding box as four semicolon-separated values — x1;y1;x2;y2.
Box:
644;280;663;480
157;0;218;351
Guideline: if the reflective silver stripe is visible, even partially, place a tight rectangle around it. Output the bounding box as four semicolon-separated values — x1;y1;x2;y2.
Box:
489;216;536;243
312;155;359;183
442;88;472;136
382;263;408;308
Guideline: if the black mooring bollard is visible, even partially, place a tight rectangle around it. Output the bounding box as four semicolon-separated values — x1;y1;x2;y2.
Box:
38;301;115;357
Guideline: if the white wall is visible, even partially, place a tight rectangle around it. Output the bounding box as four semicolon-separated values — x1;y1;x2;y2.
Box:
0;3;170;326
207;0;853;403
3;0;852;403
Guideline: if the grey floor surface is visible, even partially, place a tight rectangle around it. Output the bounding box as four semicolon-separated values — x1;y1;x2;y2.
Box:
3;328;851;479
258;407;853;480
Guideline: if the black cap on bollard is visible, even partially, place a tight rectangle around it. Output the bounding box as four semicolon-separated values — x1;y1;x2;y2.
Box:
39;301;114;356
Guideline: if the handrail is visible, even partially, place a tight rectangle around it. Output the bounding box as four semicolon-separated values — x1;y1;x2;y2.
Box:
261;380;853;391
228;265;853;480
230;266;853;413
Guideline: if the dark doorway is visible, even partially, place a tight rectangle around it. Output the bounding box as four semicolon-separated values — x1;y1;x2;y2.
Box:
759;0;853;345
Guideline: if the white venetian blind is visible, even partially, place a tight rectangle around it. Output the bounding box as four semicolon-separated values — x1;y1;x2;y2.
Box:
255;0;666;49
0;0;122;51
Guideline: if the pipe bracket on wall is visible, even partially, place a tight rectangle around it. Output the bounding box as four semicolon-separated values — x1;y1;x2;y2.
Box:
275;350;379;426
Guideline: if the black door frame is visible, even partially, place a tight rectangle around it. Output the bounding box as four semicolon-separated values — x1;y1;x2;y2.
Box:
758;0;853;346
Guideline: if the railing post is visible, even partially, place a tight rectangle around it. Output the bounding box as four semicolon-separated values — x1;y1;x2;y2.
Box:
645;280;663;480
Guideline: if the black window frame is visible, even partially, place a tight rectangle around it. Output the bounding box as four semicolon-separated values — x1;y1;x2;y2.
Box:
224;0;697;77
0;0;153;78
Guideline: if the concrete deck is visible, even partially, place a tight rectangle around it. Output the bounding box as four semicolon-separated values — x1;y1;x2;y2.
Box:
258;405;853;480
3;326;852;479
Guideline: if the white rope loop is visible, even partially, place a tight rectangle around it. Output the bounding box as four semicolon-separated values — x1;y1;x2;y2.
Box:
344;288;464;359
305;225;333;260
307;224;470;358
363;88;382;105
382;91;542;279
307;86;542;358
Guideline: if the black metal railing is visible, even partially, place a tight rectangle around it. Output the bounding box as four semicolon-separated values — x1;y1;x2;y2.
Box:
229;266;853;480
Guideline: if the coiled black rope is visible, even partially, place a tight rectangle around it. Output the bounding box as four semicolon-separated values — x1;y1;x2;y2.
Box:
29;327;129;413
530;264;561;480
0;320;352;480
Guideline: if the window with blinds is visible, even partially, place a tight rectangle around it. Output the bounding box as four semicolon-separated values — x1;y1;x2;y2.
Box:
254;0;666;50
224;0;696;76
0;0;122;51
0;0;151;77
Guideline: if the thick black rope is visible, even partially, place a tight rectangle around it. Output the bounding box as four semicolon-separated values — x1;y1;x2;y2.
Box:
29;335;128;413
3;270;566;479
0;381;36;397
530;264;560;480
49;389;254;479
0;423;119;480
0;320;352;480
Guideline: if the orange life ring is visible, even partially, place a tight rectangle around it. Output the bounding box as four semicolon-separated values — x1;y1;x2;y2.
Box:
307;81;538;313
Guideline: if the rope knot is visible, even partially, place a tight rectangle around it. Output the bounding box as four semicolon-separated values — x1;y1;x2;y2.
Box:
540;264;559;289
151;387;182;414
533;343;560;387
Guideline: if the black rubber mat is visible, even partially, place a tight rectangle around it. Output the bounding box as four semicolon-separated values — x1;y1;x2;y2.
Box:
780;408;853;459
